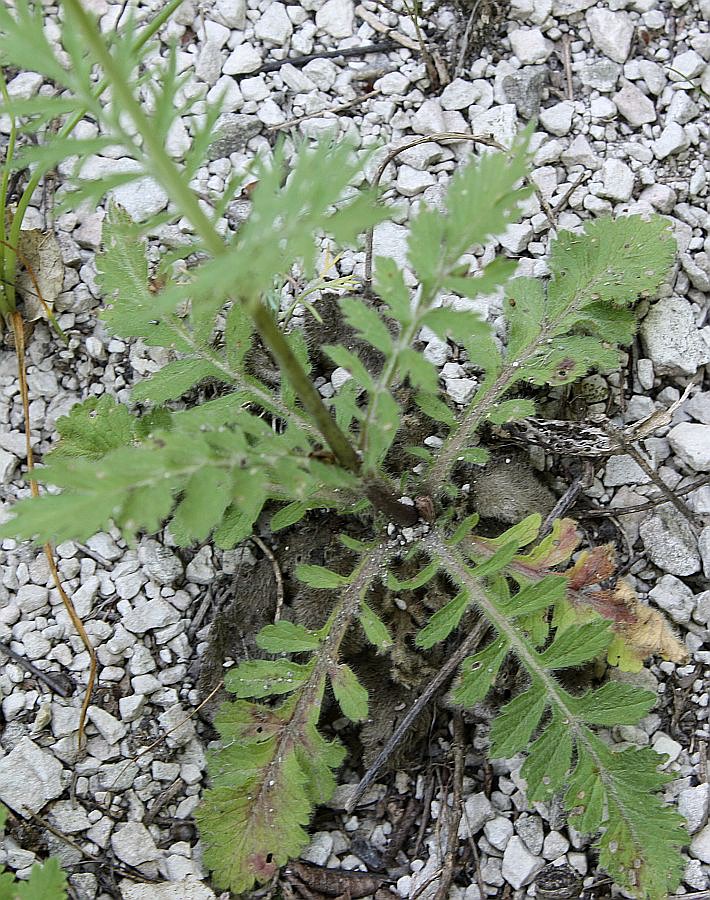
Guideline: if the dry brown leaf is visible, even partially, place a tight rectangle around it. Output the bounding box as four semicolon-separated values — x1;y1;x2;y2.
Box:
16;228;64;321
607;582;688;671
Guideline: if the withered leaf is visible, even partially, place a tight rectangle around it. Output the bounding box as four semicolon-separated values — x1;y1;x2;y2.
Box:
16;228;64;321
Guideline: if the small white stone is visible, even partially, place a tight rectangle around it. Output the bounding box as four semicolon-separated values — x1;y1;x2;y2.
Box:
590;96;617;121
254;3;293;46
499;223;533;253
87;706;128;744
669;423;710;471
470;104;518;146
484;816;514;850
376;72;410;96
542;830;570;859
315;0;354;38
331;367;352;390
598;158;635;202
0;448;17;483
396;165;436;197
638;60;666;95
302;832;334;866
669;49;705;82
501;836;545;889
16;584;49;614
223;43;261;75
648;574;695;625
122;598;180;634
0;738;64;817
613;80;656;125
667;91;700;125
411;98;447;135
539;100;573;135
652;733;683;766
111;822;159;866
640;297;710;376
119;694;146;722
652;122;690;160
679;784;710;834
441;78;479;110
509;28;551;64
458;793;494;838
690;824;710;864
586;8;634;63
561;134;598;169
7;71;44;100
446;378;477;405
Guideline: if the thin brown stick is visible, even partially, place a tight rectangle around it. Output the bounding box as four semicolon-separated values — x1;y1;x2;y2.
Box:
252;41;400;76
346;619;488;812
434;712;466;900
455;0;483;77
109;681;223;789
267;90;380;132
582;474;710;518
0;640;74;697
11;309;96;747
251;534;285;622
561;34;574;100
0;236;65;339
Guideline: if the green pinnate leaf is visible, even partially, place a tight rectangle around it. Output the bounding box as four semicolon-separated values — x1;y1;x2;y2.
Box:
339;298;393;355
296;565;351;589
358;601;393;650
386;558;440;590
547;216;676;316
256;622;323;654
271;502;310;532
48;396;137;461
416;590;469;649
330;665;368;721
566;682;656;726
520;712;572;802
13;858;67;900
374;256;411;324
452;638;509;707
486;398;536;425
414;393;457;427
536;620;611;670
225;659;314;698
498;575;567;617
489;680;547;758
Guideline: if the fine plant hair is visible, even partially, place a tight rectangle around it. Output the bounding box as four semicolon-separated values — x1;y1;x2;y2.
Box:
0;3;689;899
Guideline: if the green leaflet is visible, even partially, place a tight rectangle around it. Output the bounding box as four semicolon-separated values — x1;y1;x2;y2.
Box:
452;638;509;707
225;659;314;698
296;565;351;589
520;711;572;801
536;620;611;669
48;396;137;460
358;601;393;650
1;858;68;900
196;693;345;894
489;680;547;758
386;557;440;590
416;590;469;649
330;665;368;722
256;622;323;654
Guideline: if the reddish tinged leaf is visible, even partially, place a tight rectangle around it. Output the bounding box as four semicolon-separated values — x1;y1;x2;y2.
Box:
567;544;616;591
515;517;581;569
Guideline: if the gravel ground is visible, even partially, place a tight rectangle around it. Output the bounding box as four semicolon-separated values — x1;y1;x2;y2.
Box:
0;0;709;898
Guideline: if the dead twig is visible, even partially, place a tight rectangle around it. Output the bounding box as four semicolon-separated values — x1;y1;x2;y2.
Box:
560;33;574;100
346;619;488;812
0;640;74;697
251;534;285;622
434;712;466;900
267;90;380;133
455;0;483;77
251;40;401;76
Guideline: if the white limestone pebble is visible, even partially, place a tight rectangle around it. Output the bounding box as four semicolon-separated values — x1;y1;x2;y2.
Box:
253;2;292;45
0;738;64;817
501;836;545;889
585;8;634;64
315;0;354;39
679;784;710;834
539;100;573;136
613;80;656;125
640;297;710;376
668;423;710;471
509;28;551;65
111;822;160;866
598;158;634;202
223;43;261;75
652;122;690;160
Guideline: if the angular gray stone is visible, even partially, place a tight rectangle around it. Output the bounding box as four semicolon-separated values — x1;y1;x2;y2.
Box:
598;158;634;201
648;574;695;625
669;423;710;471
0;738;64;817
458;792;494;838
139;540;184;585
639;507;701;576
586;8;634;63
223;43;261;75
315;0;354;39
579;60;621;92
501;67;547;119
613;80;656;125
539;100;573;136
111;822;159;866
652;123;690;160
121;598;180;634
679;784;710;834
207;114;261;160
690;824;710;864
254;3;292;45
640;297;710;376
509;28;551;64
501;836;545;889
